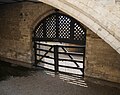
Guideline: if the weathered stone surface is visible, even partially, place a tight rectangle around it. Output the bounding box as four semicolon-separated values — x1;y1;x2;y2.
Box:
0;2;55;63
0;1;120;84
85;29;120;83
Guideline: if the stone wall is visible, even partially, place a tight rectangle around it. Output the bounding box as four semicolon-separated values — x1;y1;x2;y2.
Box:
85;29;120;83
0;2;55;64
0;2;120;83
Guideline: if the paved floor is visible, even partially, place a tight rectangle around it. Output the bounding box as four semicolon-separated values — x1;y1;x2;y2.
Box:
0;61;120;95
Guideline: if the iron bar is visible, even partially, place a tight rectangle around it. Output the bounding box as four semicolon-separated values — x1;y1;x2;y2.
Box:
39;46;53;61
37;60;55;66
58;51;83;56
54;45;59;73
36;54;54;60
59;64;83;70
36;48;54;53
61;47;79;67
58;58;83;63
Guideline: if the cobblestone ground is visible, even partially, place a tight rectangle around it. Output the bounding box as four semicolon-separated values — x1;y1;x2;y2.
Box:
0;61;120;95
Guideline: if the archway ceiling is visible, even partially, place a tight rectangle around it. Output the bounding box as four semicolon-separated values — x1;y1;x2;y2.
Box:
0;0;38;4
0;0;22;4
0;0;120;54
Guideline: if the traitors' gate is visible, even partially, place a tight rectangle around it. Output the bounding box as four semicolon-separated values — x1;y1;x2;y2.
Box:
33;13;86;77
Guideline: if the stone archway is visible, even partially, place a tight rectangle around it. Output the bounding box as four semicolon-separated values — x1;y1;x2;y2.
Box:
33;12;86;76
29;0;120;83
33;0;120;54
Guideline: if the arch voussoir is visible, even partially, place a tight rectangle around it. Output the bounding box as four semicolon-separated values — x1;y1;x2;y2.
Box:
36;0;120;54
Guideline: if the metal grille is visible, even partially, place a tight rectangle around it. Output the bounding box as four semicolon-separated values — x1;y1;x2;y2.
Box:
35;23;43;38
58;15;71;39
74;23;85;41
33;13;86;45
46;15;56;38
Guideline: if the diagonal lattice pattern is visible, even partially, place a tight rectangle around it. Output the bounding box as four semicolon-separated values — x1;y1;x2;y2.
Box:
34;13;86;45
46;15;56;38
58;15;71;39
74;23;85;41
35;23;43;38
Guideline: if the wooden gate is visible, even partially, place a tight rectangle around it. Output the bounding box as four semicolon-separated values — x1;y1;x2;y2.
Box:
33;13;86;76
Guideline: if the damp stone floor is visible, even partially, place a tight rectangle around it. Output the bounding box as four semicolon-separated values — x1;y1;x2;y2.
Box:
0;61;120;95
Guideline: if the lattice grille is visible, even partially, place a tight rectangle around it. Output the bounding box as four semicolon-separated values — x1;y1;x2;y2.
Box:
58;15;71;39
35;23;43;38
46;15;56;38
34;13;86;45
74;23;85;41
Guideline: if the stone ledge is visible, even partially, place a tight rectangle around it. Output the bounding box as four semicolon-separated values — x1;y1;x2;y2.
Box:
85;76;120;89
0;56;33;68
